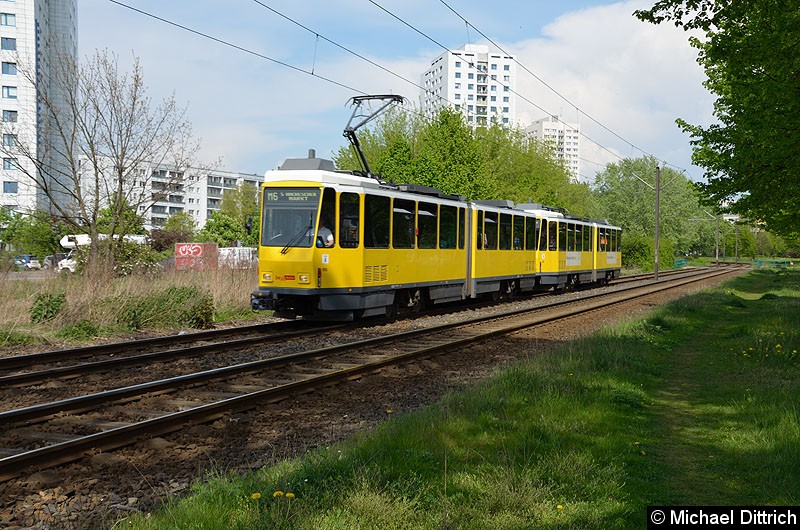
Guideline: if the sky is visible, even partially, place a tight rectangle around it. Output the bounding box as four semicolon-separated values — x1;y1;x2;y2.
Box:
79;0;714;183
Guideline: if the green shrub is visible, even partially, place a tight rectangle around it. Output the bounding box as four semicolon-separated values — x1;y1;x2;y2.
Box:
0;329;40;347
112;240;162;276
56;319;100;340
116;286;215;330
30;291;66;324
622;234;676;271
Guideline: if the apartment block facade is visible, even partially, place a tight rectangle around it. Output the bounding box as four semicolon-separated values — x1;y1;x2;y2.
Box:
420;44;517;128
525;116;581;182
0;0;78;216
135;164;263;230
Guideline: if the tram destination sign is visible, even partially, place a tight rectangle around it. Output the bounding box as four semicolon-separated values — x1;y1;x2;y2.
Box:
265;188;320;204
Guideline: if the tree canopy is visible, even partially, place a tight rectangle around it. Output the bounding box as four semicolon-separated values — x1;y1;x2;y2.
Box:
593;156;715;256
635;0;800;238
196;212;248;247
333;107;593;216
219;182;261;246
0;50;210;270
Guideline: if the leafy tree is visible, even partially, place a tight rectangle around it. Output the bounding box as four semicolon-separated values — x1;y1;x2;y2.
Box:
593;156;710;256
723;222;756;260
219;182;260;246
0;50;211;271
0;208;17;251
150;211;195;252
476;124;598;217
196;212;247;247
3;211;67;258
333;107;592;215
335;108;423;181
409;108;489;199
97;195;146;236
635;1;800;238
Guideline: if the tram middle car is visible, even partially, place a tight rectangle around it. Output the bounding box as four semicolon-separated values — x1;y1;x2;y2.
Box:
250;154;621;320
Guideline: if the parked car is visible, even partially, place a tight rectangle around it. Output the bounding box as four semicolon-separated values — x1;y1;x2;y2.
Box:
57;252;78;274
13;255;41;270
42;252;68;270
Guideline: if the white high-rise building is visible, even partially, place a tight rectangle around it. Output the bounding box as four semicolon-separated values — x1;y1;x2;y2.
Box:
526;116;581;182
0;0;78;216
134;165;263;230
420;44;517;129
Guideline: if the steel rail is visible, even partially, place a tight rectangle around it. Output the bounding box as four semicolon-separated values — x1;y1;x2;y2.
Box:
0;266;739;425
0;320;313;371
0;324;346;387
0;266;714;384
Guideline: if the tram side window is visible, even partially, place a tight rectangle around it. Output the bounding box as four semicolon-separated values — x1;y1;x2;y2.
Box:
583;224;591;251
484;211;498;250
514;216;524;250
539;220;548;251
558;222;567;251
440;205;457;249
418;202;438;249
320;188;336;246
616;229;621;252
566;223;573;251
477;210;484;249
525;217;537;251
575;224;582;252
458;207;466;249
393;198;416;249
339;193;360;248
499;213;512;250
364;195;390;248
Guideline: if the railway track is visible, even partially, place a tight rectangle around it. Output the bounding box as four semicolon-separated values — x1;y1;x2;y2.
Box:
0;265;744;482
0;268;689;392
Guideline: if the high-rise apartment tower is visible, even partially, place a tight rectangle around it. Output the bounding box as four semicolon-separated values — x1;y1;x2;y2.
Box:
420;44;517;129
525;116;581;182
0;0;78;216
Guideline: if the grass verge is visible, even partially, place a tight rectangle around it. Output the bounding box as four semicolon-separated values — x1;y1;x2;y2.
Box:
0;268;264;347
120;269;800;529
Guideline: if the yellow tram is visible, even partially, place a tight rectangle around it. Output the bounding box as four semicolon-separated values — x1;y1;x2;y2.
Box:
250;153;621;320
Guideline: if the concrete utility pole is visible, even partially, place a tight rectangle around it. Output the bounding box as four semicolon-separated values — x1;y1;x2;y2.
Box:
654;166;661;280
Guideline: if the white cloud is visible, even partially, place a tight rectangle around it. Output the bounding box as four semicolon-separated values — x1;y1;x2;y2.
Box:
508;1;713;179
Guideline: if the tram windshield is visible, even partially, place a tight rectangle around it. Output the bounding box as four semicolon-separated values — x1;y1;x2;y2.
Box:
261;187;321;248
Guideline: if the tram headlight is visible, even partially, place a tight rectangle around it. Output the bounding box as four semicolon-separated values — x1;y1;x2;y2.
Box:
263;272;273;282
298;273;310;284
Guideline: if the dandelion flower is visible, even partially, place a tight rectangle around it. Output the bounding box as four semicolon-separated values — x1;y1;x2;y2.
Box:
286;492;295;499
274;491;284;497
251;492;261;500
386;409;393;414
557;505;564;510
639;450;646;456
634;441;640;446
